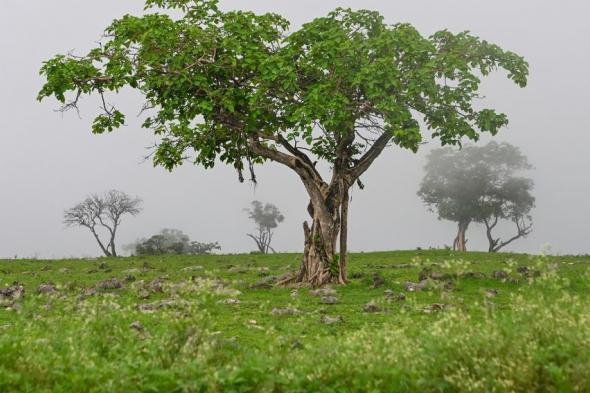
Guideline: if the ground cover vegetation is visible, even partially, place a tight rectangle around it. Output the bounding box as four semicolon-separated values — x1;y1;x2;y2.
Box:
1;250;589;392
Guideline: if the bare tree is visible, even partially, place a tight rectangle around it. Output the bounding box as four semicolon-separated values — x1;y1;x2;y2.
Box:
64;190;142;256
245;201;285;254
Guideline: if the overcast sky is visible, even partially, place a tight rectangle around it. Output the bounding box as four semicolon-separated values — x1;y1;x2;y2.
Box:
1;0;589;259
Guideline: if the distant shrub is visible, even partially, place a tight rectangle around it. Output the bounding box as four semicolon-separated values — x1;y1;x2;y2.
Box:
129;229;220;256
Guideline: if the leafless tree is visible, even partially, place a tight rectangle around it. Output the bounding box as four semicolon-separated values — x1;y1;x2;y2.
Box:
64;190;142;257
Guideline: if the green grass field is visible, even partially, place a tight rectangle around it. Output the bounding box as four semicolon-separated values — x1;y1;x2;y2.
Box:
1;250;590;392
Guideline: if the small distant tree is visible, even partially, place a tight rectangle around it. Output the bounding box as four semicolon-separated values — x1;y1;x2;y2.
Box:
245;201;284;254
417;142;534;252
132;228;220;255
64;190;142;256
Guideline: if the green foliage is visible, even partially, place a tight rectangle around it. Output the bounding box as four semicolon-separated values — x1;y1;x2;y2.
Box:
38;0;528;176
130;228;220;255
1;250;590;392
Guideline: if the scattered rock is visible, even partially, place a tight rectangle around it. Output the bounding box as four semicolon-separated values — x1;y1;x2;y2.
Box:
95;278;123;292
147;278;166;293
271;307;299;316
363;301;381;313
181;265;204;272
221;298;240;305
392;263;413;269
86;268;99;274
123;274;136;283
320;315;343;325
491;271;508;280
137;299;187;313
485;289;499;298
517;266;540;278
228;266;249;274
291;340;303;349
138;289;150;299
41;266;52;272
310;287;337;297
249;276;277;289
460;271;487;279
371;272;385;288
404;280;428;292
58;268;71;274
37;284;57;295
384;289;406;301
129;321;143;331
516;266;529;275
320;296;339;305
258;267;270;277
419;268;453;281
423;303;447;314
0;283;25;303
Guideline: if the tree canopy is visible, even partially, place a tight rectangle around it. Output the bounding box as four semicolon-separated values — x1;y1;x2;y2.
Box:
417;142;534;252
39;0;528;284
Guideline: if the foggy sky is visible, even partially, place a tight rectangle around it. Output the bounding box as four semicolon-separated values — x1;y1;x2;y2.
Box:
1;0;589;259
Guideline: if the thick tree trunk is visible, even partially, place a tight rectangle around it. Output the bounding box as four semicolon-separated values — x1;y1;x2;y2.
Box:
293;197;345;286
455;221;470;252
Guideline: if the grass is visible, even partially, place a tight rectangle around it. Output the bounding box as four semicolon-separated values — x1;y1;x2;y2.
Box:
1;250;590;392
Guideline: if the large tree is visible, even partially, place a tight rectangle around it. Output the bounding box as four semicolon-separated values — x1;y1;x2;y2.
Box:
39;0;528;285
417;142;534;252
64;190;142;256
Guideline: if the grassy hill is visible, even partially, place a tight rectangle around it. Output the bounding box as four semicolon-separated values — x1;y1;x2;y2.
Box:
1;250;589;392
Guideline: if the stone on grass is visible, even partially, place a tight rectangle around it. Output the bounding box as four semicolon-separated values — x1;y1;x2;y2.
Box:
181;265;204;272
221;298;240;305
86;268;99;274
485;289;499;298
418;268;453;282
404;280;428;292
392;263;413;269
228;266;249;274
271;307;300;316
371;272;385;288
249;276;277;289
491;271;508;280
129;321;143;331
37;284;57;295
137;299;187;313
460;271;487;279
384;289;406;301
0;283;25;301
58;268;71;274
363;301;381;313
310;287;337;297
320;315;343;325
320;296;339;305
95;278;123;292
423;303;447;314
